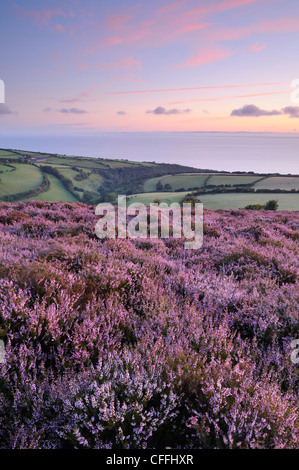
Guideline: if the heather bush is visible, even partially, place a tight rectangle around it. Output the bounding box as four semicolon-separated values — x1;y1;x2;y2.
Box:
0;202;298;448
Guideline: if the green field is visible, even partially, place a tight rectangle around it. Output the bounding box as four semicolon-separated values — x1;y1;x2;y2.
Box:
144;174;209;192
98;160;140;168
23;174;78;202
0;149;19;156
0;164;14;172
128;191;190;206
2;147;299;210
59;157;153;169
57;166;104;193
206;175;262;186
144;173;263;192
197;193;299;211
19;152;50;158
0;164;43;197
254;177;299;190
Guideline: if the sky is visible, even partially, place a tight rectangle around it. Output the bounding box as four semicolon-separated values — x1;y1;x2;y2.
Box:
1;0;299;135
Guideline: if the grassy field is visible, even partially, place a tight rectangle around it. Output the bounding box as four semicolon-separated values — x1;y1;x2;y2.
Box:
144;173;263;192
2;147;299;210
23;174;78;202
98;160;142;168
0;164;43;197
19;152;50;158
144;174;209;192
0;164;14;172
206;175;262;186
127;191;190;206
254;177;299;190
38;156;108;169
57;166;104;193
197;193;299;211
0;151;22;158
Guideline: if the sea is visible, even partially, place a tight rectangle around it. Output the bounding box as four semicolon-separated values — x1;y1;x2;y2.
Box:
0;132;298;174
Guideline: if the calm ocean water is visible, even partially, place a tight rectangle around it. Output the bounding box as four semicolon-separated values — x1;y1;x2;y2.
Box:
1;132;298;174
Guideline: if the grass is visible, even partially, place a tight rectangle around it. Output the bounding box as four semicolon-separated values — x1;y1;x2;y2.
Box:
2;156;23;160
0;149;21;156
254;177;299;190
144;173;263;192
0;164;14;172
0;164;43;197
103;161;142;168
57;166;104;193
23;174;79;202
144;174;209;192
197;192;299;211
18;152;50;158
127;191;189;206
206;175;262;186
46;156;109;169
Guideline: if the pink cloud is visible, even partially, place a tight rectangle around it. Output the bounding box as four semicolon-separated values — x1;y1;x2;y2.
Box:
61;98;80;104
177;14;299;68
76;64;89;71
14;5;66;24
96;56;141;72
179;46;235;67
61;88;95;104
166;90;290;105
110;82;288;96
81;0;264;59
248;42;266;52
13;4;79;33
210;17;299;43
55;24;66;33
106;12;136;29
155;0;191;17
79;88;95;98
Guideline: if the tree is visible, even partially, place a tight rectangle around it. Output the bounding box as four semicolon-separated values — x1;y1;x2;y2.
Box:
241;204;265;210
240;200;279;211
156;180;164;191
103;192;117;203
264;199;279;211
182;195;198;207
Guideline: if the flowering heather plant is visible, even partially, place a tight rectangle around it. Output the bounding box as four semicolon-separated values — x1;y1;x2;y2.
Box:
0;201;298;448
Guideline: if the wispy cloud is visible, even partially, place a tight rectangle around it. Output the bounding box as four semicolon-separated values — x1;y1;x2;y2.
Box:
167;90;290;105
59;108;87;114
282;106;299;118
0;104;14;115
43;107;87;114
82;0;258;55
111;82;288;96
146;106;191;115
248;42;266;52
96;56;141;72
178;45;234;68
13;4;79;34
231;105;299;118
14;5;66;24
61;88;95;104
231;104;281;117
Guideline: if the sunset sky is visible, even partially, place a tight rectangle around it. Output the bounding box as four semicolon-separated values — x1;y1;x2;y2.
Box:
1;0;299;134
